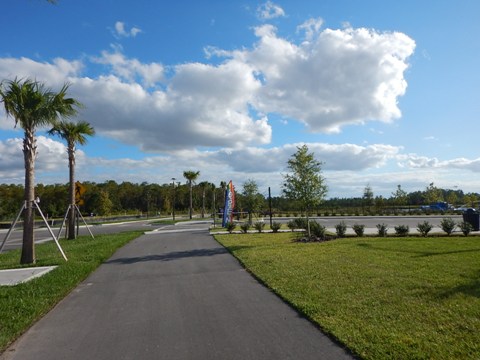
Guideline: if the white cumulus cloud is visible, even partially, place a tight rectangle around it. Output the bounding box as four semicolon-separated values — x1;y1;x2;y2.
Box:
113;21;142;38
257;1;286;20
235;24;416;133
93;49;164;87
210;143;401;173
0;136;89;183
297;18;324;41
0;19;415;150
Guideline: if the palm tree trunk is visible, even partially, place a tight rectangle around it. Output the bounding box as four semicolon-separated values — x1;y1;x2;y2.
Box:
21;130;36;264
67;142;76;239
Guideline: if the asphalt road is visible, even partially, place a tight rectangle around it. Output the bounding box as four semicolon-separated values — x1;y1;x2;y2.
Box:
247;215;466;235
295;215;464;233
1;222;354;360
0;219;160;253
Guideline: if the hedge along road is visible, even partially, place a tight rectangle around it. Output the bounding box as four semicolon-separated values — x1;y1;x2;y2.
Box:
1;222;354;360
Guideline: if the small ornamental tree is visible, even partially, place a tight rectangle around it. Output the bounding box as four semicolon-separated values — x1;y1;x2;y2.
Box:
242;179;263;225
392;184;408;208
363;184;374;212
282;145;327;238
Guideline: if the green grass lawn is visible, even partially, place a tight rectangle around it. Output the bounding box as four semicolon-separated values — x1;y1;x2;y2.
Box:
214;232;480;360
0;231;142;353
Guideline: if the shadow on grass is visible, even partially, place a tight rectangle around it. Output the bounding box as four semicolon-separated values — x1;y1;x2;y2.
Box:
438;271;480;299
357;242;480;257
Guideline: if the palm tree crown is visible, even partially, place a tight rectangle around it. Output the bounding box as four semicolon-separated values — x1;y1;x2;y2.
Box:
1;79;79;130
48;120;95;164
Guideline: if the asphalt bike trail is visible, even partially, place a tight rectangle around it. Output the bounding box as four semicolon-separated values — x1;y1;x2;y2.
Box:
1;223;354;360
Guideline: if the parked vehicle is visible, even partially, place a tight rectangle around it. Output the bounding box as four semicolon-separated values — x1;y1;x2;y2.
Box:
420;201;453;211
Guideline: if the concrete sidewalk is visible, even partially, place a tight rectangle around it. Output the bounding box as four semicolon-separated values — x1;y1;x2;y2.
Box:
1;226;354;360
0;266;57;286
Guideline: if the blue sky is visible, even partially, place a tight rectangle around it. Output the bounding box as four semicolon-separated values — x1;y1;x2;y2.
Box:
1;0;479;199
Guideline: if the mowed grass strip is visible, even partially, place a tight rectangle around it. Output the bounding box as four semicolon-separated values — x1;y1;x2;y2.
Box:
214;233;480;360
0;231;142;352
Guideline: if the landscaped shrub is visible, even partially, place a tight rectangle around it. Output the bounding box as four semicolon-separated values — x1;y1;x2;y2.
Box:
458;221;473;236
417;221;433;237
376;223;388;237
294;217;308;230
352;224;365;237
287;220;296;232
440;218;456;236
335;221;347;238
225;222;236;233
254;221;266;233
271;221;281;233
394;224;409;236
240;223;250;234
309;220;326;238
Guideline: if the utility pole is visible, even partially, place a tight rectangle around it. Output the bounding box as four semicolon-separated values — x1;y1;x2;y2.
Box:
171;178;176;221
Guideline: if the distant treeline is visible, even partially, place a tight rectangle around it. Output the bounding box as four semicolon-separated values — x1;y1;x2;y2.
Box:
0;181;478;220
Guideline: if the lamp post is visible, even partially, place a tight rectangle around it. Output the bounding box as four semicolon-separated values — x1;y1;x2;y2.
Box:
146;189;150;220
171;178;176;221
212;184;216;228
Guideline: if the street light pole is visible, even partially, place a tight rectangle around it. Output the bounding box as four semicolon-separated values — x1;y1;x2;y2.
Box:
212;185;216;228
171;178;176;221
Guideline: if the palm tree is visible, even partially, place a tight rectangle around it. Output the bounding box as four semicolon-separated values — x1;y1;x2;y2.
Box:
48;120;95;239
198;181;211;218
0;78;80;264
183;170;200;219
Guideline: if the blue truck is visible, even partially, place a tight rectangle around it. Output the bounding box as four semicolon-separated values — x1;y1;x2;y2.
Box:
420;201;452;211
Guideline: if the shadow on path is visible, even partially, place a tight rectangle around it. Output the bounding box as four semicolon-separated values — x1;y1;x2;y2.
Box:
105;247;229;265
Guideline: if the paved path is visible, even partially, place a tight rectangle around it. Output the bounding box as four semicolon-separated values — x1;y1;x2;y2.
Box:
1;224;354;360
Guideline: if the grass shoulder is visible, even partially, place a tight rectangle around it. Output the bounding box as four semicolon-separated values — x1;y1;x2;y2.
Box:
214;232;480;359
